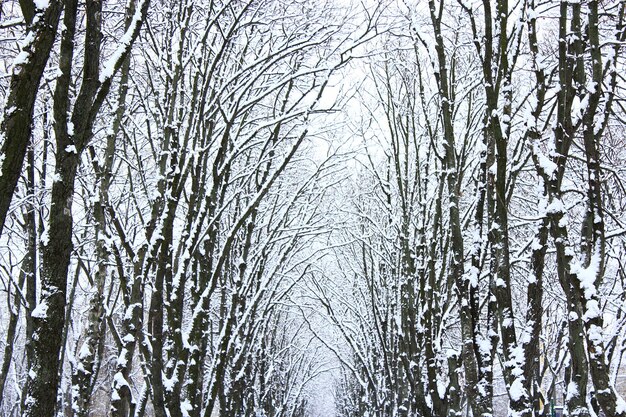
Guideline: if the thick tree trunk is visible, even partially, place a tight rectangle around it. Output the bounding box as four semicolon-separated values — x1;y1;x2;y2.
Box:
24;154;79;417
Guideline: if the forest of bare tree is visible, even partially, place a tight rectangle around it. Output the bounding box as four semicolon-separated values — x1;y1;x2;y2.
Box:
0;0;625;416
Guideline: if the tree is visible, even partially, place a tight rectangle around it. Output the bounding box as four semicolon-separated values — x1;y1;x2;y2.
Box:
21;1;150;416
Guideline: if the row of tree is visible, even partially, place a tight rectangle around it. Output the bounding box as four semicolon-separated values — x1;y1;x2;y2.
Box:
0;0;375;416
1;0;626;416
320;0;626;416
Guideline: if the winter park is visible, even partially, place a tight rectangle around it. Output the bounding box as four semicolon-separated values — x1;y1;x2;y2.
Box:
0;0;625;416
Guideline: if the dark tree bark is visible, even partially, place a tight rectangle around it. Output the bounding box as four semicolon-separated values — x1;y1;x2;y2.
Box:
0;2;62;238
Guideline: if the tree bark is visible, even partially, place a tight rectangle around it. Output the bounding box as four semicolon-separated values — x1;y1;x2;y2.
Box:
0;2;62;237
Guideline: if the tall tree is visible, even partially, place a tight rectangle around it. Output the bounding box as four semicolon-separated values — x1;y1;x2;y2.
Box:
23;1;150;416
